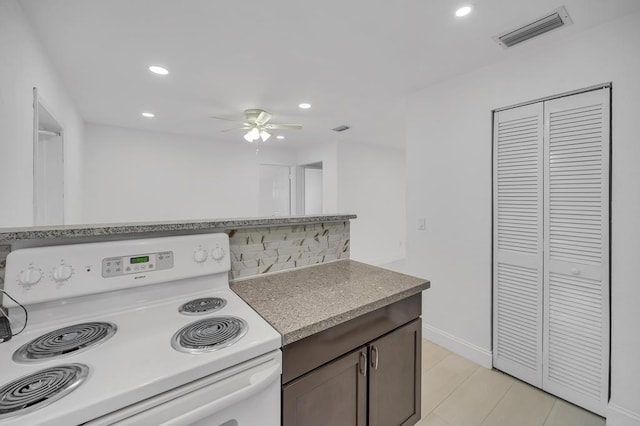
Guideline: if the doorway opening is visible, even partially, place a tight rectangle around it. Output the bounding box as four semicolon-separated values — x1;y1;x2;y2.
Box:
33;88;65;225
293;162;323;215
300;162;323;215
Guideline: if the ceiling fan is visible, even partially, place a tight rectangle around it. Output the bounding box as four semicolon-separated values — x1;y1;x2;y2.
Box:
214;109;302;142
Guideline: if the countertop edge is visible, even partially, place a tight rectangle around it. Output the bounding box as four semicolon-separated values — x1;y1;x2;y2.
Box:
281;281;430;345
0;214;357;243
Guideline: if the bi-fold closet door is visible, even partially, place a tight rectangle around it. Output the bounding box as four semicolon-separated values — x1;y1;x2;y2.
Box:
493;87;610;416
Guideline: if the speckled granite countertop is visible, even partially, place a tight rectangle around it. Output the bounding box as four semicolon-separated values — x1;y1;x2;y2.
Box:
231;259;430;345
0;214;357;243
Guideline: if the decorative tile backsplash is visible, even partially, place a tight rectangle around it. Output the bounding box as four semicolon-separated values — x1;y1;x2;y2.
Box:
228;221;350;280
0;245;9;282
0;218;354;285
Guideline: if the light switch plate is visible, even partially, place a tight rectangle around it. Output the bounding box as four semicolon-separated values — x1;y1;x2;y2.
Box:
417;218;426;231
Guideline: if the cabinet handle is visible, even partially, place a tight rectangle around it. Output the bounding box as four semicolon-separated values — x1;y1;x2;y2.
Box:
371;346;379;370
359;351;367;376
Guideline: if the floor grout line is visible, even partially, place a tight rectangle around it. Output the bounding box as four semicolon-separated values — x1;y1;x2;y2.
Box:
430;364;482;418
423;341;487;420
422;349;454;374
542;399;558;426
478;378;516;425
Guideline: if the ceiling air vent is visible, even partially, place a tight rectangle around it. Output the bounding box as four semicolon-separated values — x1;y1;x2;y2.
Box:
493;6;573;48
332;125;351;132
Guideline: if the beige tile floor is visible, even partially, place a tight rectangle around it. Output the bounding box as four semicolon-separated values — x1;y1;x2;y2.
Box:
417;339;606;426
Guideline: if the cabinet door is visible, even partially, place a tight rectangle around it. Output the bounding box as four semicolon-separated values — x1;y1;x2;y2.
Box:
283;347;367;426
368;319;421;426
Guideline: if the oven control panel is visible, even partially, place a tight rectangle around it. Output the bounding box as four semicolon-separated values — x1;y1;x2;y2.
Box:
3;233;230;308
102;251;174;278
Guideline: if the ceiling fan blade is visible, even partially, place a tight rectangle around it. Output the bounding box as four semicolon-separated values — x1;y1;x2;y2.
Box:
221;126;251;132
264;124;302;130
255;111;273;126
211;115;243;123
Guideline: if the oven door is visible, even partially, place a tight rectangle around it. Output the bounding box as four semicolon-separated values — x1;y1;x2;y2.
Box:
85;350;281;426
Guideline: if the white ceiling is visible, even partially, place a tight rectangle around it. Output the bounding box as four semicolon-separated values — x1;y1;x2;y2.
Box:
19;0;640;149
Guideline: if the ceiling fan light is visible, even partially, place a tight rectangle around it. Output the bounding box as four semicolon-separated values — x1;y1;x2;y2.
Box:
260;130;271;142
249;127;260;140
244;131;255;142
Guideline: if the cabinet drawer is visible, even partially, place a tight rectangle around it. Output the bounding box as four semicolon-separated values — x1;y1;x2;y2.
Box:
282;293;421;384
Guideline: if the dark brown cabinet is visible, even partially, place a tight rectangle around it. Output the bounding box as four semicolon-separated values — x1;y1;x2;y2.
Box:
282;294;422;426
283;347;368;426
368;319;421;426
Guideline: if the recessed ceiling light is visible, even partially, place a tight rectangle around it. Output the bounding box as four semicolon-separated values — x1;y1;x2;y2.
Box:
455;6;472;17
298;103;311;109
141;112;155;118
149;65;169;75
276;135;285;140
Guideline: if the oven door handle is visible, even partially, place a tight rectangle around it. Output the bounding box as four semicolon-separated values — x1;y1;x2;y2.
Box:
163;361;281;426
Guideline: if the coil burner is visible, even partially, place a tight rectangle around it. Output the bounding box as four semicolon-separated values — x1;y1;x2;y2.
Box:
172;316;248;354
178;297;227;315
0;364;89;420
13;322;117;363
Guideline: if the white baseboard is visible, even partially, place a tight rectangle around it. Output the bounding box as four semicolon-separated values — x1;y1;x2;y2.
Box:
607;403;640;426
422;323;493;369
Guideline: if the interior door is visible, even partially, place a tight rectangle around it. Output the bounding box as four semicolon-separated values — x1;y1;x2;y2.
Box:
542;88;610;416
492;102;544;387
258;164;291;217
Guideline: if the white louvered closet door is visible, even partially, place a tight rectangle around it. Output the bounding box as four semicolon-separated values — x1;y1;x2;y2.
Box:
543;88;610;416
493;103;544;388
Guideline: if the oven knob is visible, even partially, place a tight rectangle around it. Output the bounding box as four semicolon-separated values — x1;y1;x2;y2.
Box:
53;265;73;282
193;249;208;263
18;268;42;286
211;247;225;262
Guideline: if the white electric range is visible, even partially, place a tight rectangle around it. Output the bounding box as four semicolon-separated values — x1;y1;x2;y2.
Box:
0;233;281;425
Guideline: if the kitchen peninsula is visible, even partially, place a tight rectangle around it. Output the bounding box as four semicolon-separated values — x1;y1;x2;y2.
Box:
0;214;430;426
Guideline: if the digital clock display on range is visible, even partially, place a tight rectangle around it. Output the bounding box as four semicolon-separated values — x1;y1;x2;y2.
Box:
130;256;150;264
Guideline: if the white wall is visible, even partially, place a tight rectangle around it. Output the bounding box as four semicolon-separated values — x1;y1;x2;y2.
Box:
293;140;406;264
0;0;84;226
82;124;296;223
82;123;408;254
405;13;640;425
338;142;406;265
